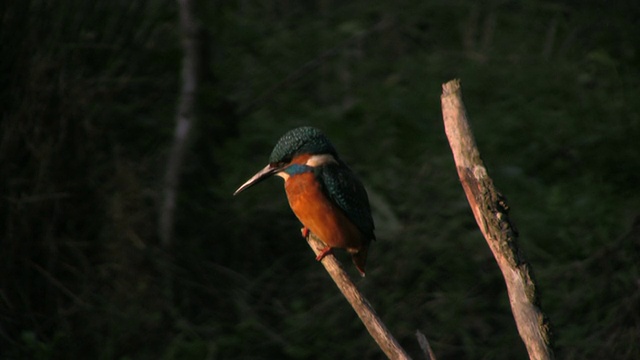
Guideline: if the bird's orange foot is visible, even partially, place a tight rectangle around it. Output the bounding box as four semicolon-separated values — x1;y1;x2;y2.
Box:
300;226;310;238
315;247;333;261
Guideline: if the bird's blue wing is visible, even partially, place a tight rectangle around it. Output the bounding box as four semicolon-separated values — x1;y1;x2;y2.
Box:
318;162;375;241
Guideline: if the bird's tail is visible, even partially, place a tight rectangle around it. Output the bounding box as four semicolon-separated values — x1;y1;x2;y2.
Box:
351;246;368;277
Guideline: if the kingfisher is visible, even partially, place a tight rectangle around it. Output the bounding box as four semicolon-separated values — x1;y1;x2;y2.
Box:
233;126;375;276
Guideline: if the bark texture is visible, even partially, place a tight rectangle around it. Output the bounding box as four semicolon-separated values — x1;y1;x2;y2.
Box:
441;79;554;360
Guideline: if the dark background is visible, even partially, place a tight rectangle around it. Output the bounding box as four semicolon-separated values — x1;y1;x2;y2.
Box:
1;1;639;359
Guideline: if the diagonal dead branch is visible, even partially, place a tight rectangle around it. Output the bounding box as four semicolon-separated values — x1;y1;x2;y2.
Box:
306;233;412;360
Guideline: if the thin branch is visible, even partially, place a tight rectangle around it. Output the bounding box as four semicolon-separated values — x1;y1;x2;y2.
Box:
440;79;554;360
415;330;437;360
307;233;412;360
29;261;88;308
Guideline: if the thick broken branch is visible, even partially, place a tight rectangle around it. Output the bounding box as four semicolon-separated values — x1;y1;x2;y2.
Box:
307;233;412;360
440;79;554;360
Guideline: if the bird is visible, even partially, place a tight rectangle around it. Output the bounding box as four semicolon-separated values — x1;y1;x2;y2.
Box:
233;126;375;276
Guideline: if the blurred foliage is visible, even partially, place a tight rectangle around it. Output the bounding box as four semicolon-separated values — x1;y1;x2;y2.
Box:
1;0;639;359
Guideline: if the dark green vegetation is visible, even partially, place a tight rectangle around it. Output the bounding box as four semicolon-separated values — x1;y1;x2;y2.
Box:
2;1;639;359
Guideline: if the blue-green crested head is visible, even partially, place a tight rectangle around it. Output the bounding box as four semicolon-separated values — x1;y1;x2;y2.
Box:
268;126;338;164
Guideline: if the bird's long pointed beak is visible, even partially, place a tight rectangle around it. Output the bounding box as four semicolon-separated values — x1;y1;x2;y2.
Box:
233;164;280;196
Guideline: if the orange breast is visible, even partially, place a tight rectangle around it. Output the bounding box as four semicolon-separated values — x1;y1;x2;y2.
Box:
284;172;364;253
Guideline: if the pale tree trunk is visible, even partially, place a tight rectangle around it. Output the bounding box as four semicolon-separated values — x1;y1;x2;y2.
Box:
158;0;200;307
159;0;199;249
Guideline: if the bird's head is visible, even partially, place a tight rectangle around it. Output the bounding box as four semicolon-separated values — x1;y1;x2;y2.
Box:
234;126;338;195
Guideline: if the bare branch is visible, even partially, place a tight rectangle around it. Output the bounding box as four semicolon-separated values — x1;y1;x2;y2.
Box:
440;79;554;360
307;233;412;360
415;330;437;360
